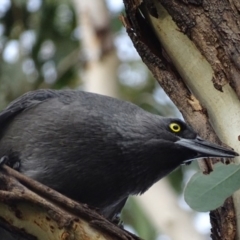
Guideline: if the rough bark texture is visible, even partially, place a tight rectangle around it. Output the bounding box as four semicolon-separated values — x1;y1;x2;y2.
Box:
210;198;236;240
0;165;141;240
121;0;240;239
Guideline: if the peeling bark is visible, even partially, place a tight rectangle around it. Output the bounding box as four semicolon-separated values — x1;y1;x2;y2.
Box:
0;165;140;240
158;0;240;95
121;0;240;239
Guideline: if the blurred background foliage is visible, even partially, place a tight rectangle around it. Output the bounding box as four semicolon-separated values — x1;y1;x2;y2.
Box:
0;0;208;239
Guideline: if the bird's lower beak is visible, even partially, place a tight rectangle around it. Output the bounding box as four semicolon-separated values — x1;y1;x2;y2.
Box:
176;136;239;161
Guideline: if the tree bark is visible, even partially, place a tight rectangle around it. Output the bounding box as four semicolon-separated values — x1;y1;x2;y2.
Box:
121;0;240;239
0;165;141;240
73;0;119;98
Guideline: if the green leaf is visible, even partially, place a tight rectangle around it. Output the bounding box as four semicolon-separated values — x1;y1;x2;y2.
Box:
184;162;240;212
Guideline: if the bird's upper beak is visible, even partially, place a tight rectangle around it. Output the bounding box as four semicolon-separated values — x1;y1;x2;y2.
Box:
175;136;239;162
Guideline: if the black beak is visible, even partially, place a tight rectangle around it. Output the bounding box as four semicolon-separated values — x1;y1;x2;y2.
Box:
176;136;239;162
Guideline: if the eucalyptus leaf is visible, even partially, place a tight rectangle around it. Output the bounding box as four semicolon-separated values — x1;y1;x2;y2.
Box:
184;162;240;212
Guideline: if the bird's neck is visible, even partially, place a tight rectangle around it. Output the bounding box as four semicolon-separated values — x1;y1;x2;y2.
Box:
120;139;183;196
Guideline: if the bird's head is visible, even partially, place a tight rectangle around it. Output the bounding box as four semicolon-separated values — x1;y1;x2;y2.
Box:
121;116;239;196
153;117;239;164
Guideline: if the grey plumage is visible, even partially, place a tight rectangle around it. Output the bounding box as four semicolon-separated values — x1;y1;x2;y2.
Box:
0;89;238;239
0;89;187;217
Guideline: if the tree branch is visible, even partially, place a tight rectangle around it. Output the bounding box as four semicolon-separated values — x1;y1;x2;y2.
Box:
0;165;141;240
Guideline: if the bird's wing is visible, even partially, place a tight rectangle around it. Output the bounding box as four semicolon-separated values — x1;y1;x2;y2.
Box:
0;89;58;126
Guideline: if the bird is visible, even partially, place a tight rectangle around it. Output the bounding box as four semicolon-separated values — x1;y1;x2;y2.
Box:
0;89;238;222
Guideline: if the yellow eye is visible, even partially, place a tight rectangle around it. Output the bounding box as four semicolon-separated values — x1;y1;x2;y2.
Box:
169;123;181;133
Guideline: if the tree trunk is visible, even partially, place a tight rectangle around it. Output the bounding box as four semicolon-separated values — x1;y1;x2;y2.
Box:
72;0;119;98
122;0;240;239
